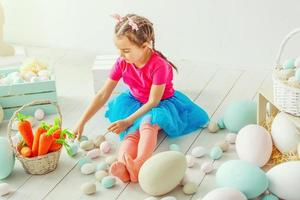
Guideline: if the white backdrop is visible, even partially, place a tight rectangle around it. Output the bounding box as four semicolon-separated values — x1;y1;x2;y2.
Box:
1;0;300;68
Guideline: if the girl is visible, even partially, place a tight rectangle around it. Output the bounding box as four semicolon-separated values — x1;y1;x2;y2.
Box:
73;14;209;183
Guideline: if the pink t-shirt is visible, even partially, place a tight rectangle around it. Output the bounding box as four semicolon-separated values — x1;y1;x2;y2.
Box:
109;51;175;103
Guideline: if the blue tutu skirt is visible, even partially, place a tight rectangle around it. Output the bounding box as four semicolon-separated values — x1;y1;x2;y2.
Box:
105;90;209;140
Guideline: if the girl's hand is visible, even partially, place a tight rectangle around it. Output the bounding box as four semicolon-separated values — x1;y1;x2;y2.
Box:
108;119;132;134
73;121;85;140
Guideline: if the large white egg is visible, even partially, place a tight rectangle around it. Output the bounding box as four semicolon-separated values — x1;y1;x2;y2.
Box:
236;125;272;167
271;112;300;153
139;151;187;196
202;187;247;200
266;161;300;200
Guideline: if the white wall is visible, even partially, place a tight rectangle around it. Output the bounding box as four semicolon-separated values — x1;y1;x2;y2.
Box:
1;0;300;68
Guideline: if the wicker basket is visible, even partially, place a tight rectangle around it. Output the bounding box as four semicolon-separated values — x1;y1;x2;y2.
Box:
273;28;300;116
7;100;63;175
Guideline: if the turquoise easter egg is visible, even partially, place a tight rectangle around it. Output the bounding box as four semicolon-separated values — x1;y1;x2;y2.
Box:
78;156;92;168
216;160;268;199
0;137;15;179
223;101;257;133
69;143;78;157
283;59;296;69
101;176;116;188
295;69;300;81
169;144;180;152
210;146;223;160
262;194;279;200
217;118;225;129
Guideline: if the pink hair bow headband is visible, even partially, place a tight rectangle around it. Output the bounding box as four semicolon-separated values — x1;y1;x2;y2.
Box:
111;14;139;31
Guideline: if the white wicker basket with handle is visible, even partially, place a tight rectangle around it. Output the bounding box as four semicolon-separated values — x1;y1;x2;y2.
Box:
273;28;300;116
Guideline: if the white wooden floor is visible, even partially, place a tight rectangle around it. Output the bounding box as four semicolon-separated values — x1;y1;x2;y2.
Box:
0;46;272;200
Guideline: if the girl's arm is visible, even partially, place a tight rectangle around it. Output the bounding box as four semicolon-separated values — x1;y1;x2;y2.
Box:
108;84;165;134
74;78;118;138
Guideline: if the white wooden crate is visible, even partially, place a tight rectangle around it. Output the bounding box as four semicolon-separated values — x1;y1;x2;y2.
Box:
92;55;128;94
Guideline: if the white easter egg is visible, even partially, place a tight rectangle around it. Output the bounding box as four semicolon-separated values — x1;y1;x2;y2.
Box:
266;161;300;200
34;109;45;121
0;183;13;196
191;146;206;158
216;141;229;152
100;141;111;153
271;112;300;153
236;125;272;167
81;163;96;175
30;76;40;83
80;140;94;151
105;155;117;165
182;182;197;195
225;133;237;144
139;151;187;196
81;182;96;195
38;70;51;77
202;187;247;200
95;170;108;181
201;161;214;174
87;149;101;159
23;71;36;81
38;76;50;81
185;155;195;168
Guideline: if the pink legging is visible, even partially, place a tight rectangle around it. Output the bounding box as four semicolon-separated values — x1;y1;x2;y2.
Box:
117;122;159;166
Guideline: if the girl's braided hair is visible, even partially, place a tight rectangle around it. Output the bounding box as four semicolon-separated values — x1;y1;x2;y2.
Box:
114;14;177;72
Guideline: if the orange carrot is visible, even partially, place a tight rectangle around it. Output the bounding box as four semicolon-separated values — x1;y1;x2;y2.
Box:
32;122;49;157
38;133;53;156
49;141;62;152
21;146;32;157
17;113;34;148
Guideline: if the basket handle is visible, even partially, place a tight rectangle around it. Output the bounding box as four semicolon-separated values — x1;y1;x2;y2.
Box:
7;100;62;157
275;28;300;69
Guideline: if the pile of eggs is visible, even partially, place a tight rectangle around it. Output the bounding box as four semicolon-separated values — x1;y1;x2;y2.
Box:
75;134;120;196
0;58;52;85
274;57;300;88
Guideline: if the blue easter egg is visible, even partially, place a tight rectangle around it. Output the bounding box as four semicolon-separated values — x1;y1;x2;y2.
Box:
223;101;257;133
217;118;225;129
262;194;279;200
210;146;223;160
295;69;300;82
96;161;109;171
69;143;78;157
78;156;92;168
283;59;296;69
0;137;15;179
101;176;116;188
169;144;180;152
79;135;89;142
216;160;268;199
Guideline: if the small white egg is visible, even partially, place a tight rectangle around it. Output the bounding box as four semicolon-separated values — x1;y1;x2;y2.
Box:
0;183;13;196
34;109;45;121
191;146;206;158
183;182;197;195
81;163;96;175
100;141;111;154
105;155;117;165
225;133;237;144
186;155;195;168
87;149;101;159
201;161;214;174
81;182;96;195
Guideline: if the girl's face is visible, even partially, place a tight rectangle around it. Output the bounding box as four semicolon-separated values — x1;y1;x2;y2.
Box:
114;36;149;67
